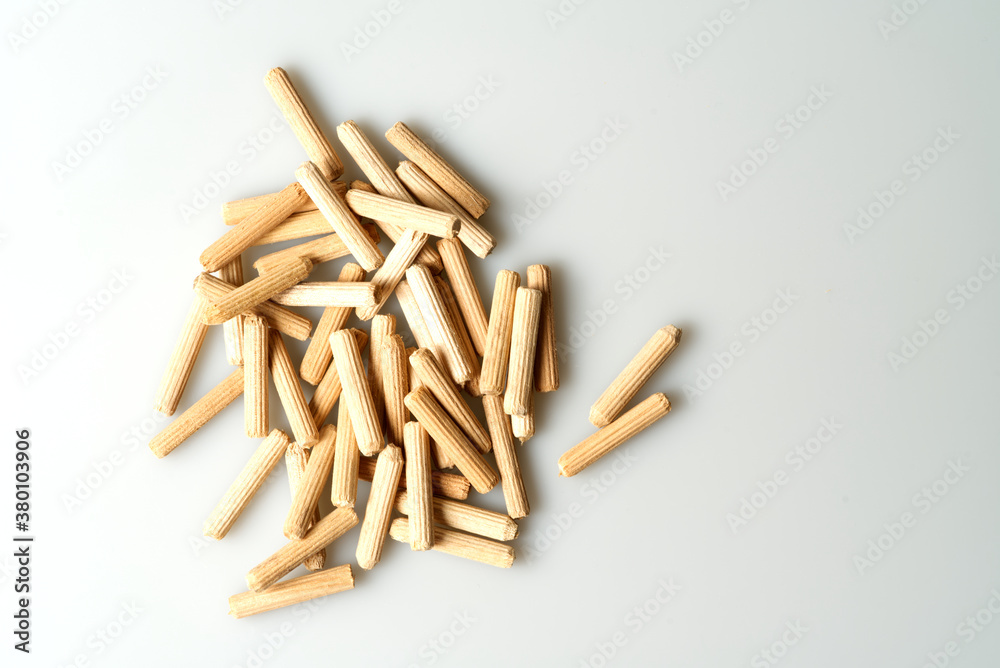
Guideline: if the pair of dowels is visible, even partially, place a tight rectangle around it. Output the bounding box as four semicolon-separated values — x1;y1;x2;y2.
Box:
284;442;326;571
193;273;312;341
308;328;368;426
270;330;318;447
300;263;367;385
356;444;403;570
388;519;514;568
296;161;383;271
367;315;395;430
409;348;490;453
222;181;348;225
246;507;359;592
402;422;433;550
202;257;314;325
356;228;428;321
253;224;379;274
482;394;529;519
219;258;245;365
330;329;383;456
382;335;409;448
344;189;459;238
559;393;671;477
357;455;471;500
589;325;681;427
435;277;482;397
404;386;498;493
480;270;520;395
272;281;377;308
407;264;475;385
503;288;542;416
330;400;360;508
284;424;337;538
528;264;559;392
203;429;290;540
395;490;518;542
437;238;488;354
154;295;209;416
229;564;353;619
149;368;244;458
243;314;269;438
264;67;344;180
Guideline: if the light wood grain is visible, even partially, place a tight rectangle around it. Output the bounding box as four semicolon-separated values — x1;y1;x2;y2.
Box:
243;314;269;438
284;424;337;538
406;264;474;385
149;368;244;458
284;441;326;571
358;456;470;500
527;264;559;392
345;189;459;238
330;329;383;456
269;329;319;447
229;564;353;619
436;238;488;354
382;334;408;448
219;257;245;365
503;288;541;416
402;422;433;550
193;272;312;341
300;263;367;385
202;257;313;325
253;225;379;274
409;348;490;453
154;295;209;416
264;67;343;179
479;270;520;395
356;444;403;570
272;281;377;308
396;490;517;541
222;181;347;225
388;519;513;568
483;394;529;519
356;228;428;321
307;329;367;427
330;398;360;508
435;276;482;397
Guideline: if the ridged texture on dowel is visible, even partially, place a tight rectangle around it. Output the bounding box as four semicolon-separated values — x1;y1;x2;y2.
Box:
193;273;312;341
402;422;433;550
527;264;559;392
589;326;682;428
272;281;377;308
219;258;245;365
396;490;517;541
330;329;384;456
269;330;319;447
222;181;347;225
149;368;244;458
356;444;403;570
229;565;354;619
284;441;326;571
254;225;379;274
284;424;337;538
367;314;395;430
409;348;490;453
308;329;367;426
358;455;471;500
560;393;672;477
264;67;344;179
436;238;489;354
503;288;542;416
243;314;269;438
479;270;520;395
154;295;209;416
203;257;313;325
435;277;482;397
406;264;474;385
357;229;427;321
330;399;360;508
389;519;513;568
483;394;529;518
511;394;535;444
345;189;459;238
382;335;409;448
300;263;366;385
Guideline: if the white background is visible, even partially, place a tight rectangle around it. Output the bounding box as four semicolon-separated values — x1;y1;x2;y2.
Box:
3;0;1000;666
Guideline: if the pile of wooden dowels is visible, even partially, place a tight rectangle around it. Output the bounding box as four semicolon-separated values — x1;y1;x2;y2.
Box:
149;67;679;620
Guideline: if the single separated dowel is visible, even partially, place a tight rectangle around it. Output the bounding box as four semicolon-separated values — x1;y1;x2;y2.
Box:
296;161;384;271
402;422;433;550
253;225;379;274
284;424;337;539
356;444;403;570
503;288;542;416
243;314;269;438
229;564;353;619
219;257;245;365
330;399;360;508
356;228;428;321
344;189;459;238
404;386;498;493
200;182;309;272
222;181;347;225
436;238;488;354
330;329;384;456
388;519;513;568
367;314;396;430
483;394;529;518
308;329;368;426
435;276;482;397
396;490;517;541
202;257;313;325
527;264;559;392
300;262;367;385
284;442;325;571
264;67;344;180
269;330;319;447
385;123;490;218
397;161;495;259
203;429;289;540
246;507;358;592
272;281;377;308
358;456;471;500
149;368;244;458
560;393;672;477
479;270;521;395
155;295;209;416
193;273;312;341
589;326;682;428
406;264;474;385
409;348;490;453
382;334;408;448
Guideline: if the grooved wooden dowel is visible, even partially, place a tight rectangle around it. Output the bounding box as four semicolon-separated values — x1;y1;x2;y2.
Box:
404;386;498;493
223;181;348;225
589;326;682;428
395;280;443;367
300;263;367;385
264;67;344;180
204;429;289;540
284;424;337;539
272;281;377;308
367;314;395;431
397;161;495;258
269;330;319;447
229;564;354;619
254;225;379;274
284;441;325;571
356;444;403;570
243;314;269;438
154;295;209;416
193;273;312;341
220;258;245;365
389;519;513;568
382;334;408;448
480;270;520;395
335;121;443;273
330;329;383;456
149;368;244;458
296;161;384;271
254;210;337;245
386;123;490;219
356;228;428;321
402;422;433;550
358;456;470;500
308;329;368;426
435;276;482;397
396;490;517;541
483;394;529;518
560;393;672;477
527;264;559;392
407;264;474;385
330;399;360;508
403;347;448;469
202;257;313;325
345;189;459;238
503;288;542;416
246;507;358;592
409;348;490;453
200;182;309;272
436;238;488;354
511;393;535;444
